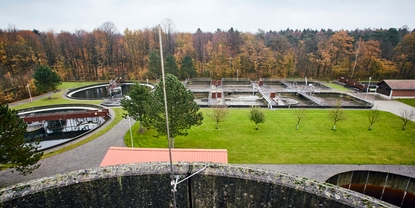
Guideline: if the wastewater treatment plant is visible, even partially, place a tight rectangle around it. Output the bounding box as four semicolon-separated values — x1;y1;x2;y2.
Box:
2;77;414;207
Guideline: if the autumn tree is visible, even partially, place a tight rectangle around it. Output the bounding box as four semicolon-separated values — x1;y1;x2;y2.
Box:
249;106;265;130
146;74;203;148
121;83;150;132
328;100;347;130
208;105;230;129
367;108;381;130
0;104;43;175
33;65;62;98
394;32;415;78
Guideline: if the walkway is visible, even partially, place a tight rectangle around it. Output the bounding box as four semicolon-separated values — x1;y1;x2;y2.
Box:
1;94;414;187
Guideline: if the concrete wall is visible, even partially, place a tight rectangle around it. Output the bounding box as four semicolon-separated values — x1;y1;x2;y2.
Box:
1;163;394;208
326;170;414;207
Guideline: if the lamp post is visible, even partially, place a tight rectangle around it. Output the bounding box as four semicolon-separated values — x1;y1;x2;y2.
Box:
27;84;33;102
128;116;133;148
365;77;371;100
372;85;379;105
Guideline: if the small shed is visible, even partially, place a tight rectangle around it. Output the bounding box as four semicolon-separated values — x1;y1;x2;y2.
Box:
376;80;415;98
100;147;228;167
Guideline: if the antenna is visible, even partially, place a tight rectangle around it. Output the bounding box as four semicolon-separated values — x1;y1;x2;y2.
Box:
158;24;177;207
158;24;208;208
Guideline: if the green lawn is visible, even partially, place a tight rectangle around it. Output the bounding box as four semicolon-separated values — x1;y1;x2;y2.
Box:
323;83;353;92
397;98;415;108
12;82;103;110
126;108;415;165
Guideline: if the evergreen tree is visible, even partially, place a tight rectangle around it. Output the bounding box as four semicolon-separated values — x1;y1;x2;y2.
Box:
165;54;178;77
121;83;150;133
146;74;203;148
180;55;197;79
33;65;62;99
0;104;43;175
148;50;161;79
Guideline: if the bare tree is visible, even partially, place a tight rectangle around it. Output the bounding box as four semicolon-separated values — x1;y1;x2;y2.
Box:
161;18;176;55
399;108;415;130
294;108;306;130
367;108;381;130
208;105;230;129
328;100;347;130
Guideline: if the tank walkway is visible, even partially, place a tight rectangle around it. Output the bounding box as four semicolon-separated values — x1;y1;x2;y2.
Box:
252;82;276;108
20;109;110;122
297;92;324;106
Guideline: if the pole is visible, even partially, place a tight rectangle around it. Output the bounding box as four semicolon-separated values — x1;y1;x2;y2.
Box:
159;24;176;208
27;84;33;102
128;116;133;147
365;77;371;100
372;86;378;105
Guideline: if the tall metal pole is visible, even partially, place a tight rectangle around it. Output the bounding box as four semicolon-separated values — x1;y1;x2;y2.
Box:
159;24;176;208
365;77;371;100
128;116;133;147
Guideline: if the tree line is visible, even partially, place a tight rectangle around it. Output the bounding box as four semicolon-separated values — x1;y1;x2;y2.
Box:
1;20;414;103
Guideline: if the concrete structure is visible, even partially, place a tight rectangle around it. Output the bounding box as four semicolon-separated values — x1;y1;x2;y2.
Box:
100;147;228;166
327;170;415;207
376;80;415;98
0;163;395;207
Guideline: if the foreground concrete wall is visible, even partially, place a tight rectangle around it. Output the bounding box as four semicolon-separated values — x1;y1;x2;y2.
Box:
1;163;394;208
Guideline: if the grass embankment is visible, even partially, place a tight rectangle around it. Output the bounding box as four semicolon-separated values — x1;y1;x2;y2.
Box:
126;108;415;165
397;99;415;108
324;83;353;92
12;81;103;110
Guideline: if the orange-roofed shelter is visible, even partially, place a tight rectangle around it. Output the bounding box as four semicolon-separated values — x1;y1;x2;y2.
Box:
100;147;228;167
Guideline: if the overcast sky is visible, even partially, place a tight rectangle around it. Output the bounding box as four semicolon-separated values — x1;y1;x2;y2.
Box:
1;0;414;33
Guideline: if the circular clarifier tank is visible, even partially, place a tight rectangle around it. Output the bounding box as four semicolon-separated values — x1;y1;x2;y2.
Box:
19;104;110;151
66;82;154;100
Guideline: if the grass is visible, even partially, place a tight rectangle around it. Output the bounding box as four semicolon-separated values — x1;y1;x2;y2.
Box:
126;108;415;165
397;98;415;108
11;82;103;110
324;83;353;92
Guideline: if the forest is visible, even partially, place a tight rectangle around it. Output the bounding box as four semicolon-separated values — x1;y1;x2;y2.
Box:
1;21;414;104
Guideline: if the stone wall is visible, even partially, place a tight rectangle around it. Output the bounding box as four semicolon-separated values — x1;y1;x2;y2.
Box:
0;163;394;207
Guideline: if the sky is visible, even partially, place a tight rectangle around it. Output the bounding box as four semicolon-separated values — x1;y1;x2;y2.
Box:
0;0;414;33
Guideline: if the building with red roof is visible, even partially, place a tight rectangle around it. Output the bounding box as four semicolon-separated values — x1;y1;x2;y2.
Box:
100;147;228;167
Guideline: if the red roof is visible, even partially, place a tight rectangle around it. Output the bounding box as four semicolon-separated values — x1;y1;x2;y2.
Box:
380;80;415;90
100;147;228;167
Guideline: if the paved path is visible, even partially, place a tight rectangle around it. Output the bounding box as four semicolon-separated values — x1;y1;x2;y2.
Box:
1;96;414;187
